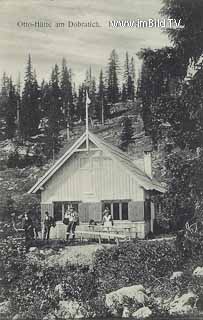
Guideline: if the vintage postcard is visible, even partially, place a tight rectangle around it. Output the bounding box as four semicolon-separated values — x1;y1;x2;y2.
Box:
0;0;203;319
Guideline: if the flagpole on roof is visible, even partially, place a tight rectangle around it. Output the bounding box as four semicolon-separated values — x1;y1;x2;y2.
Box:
86;90;91;151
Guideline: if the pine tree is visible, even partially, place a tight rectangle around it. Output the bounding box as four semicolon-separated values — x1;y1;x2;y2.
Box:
130;57;136;100
124;52;135;101
89;77;97;121
121;84;127;102
5;78;17;139
43;65;62;159
120;117;134;151
76;83;86;121
20;55;40;139
0;72;10;119
107;49;119;104
97;69;107;123
61;58;74;129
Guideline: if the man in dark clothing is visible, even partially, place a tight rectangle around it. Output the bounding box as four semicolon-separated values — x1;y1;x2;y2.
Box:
23;212;34;251
43;211;55;240
71;208;79;240
23;212;34;241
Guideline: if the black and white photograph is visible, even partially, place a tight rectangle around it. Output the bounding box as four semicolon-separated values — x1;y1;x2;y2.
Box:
0;0;203;319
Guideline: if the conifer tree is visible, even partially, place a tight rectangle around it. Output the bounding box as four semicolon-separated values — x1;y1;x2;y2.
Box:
43;65;62;159
130;57;136;101
124;52;135;101
20;54;40;139
76;83;86;121
121;84;127;102
89;77;97;121
107;49;119;104
5;78;17;139
97;69;107;122
0;72;10;119
120;117;134;151
61;58;74;128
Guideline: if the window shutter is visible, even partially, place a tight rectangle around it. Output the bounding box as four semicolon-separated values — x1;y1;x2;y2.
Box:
128;201;144;222
88;202;102;222
78;202;102;223
78;203;89;223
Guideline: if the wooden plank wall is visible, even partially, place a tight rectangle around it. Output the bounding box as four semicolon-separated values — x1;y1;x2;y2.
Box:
41;151;144;203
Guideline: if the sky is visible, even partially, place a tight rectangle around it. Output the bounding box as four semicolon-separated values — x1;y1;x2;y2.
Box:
0;0;170;86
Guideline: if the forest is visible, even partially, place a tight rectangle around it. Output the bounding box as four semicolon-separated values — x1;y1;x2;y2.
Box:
0;50;136;159
0;0;203;319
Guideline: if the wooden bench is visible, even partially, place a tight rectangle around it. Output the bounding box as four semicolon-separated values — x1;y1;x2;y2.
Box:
73;230;129;245
88;225;133;240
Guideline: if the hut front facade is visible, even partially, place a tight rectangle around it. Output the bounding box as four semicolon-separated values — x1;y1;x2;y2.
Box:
29;131;165;239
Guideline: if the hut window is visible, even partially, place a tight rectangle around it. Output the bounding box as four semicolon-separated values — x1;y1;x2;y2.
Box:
80;158;90;169
122;202;128;220
53;202;62;221
113;203;120;220
53;202;79;222
103;201;129;220
64;202;79;213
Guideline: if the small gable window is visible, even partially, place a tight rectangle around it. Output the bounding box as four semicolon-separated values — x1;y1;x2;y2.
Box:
79;157;90;169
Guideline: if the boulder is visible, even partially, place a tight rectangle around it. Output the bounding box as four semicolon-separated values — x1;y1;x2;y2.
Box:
196;294;203;311
56;300;88;319
132;306;152;319
122;306;131;318
54;283;64;298
0;301;10;315
169;292;196;315
44;249;55;256
12;314;24;320
42;313;56;320
170;304;193;315
170;271;183;280
106;285;147;315
29;247;38;252
193;267;203;277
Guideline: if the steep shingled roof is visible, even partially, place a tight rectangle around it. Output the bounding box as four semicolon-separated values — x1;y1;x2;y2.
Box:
28;131;165;194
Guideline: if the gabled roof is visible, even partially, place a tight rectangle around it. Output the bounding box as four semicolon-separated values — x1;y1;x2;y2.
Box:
28;131;165;194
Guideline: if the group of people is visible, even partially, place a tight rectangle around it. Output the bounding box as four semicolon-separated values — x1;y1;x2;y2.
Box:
22;206;113;245
63;206;79;240
22;211;55;242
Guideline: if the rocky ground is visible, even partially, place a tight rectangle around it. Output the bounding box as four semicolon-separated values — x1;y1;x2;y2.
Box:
1;242;202;320
28;243;113;267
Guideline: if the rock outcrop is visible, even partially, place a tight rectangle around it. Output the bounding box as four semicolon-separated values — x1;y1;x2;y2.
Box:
55;300;89;319
0;301;10;316
193;266;203;277
132;306;152;319
170;271;183;280
168;292;197;315
105;285;148;316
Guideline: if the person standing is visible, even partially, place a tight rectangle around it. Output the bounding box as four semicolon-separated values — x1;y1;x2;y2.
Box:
23;212;34;251
102;208;113;231
33;215;41;239
72;208;79;240
63;209;72;240
43;211;55;240
66;207;75;240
